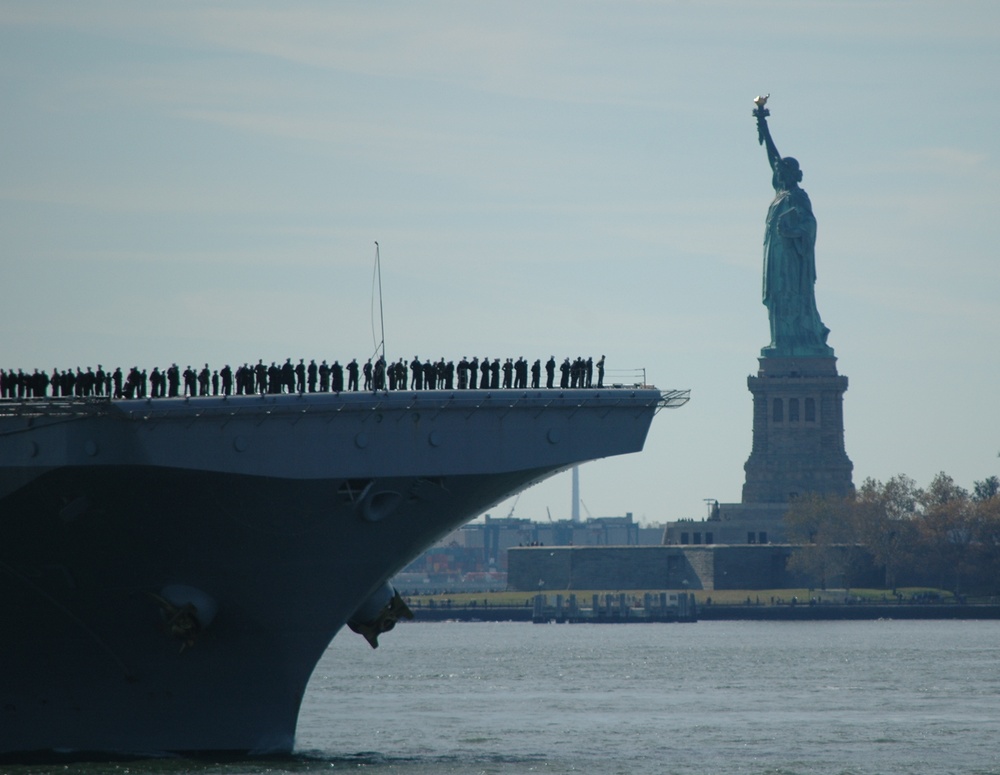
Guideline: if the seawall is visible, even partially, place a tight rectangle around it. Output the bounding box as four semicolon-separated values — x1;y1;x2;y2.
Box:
697;604;1000;621
407;604;1000;622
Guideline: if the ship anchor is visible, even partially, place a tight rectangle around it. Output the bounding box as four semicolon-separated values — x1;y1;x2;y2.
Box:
347;589;414;649
150;586;217;652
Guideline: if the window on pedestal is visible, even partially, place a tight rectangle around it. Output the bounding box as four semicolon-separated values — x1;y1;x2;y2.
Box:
772;398;783;422
789;398;800;422
805;397;816;422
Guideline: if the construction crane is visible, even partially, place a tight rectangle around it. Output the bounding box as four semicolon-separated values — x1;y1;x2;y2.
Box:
505;493;521;519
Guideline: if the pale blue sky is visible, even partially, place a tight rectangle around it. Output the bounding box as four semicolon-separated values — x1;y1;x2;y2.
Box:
2;2;998;523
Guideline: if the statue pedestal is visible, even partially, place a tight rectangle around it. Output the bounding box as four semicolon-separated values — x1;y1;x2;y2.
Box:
741;356;854;504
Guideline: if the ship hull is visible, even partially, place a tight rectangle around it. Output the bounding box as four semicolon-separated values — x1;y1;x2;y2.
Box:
0;388;677;757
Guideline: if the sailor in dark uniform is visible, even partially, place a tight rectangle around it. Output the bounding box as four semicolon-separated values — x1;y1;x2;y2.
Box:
514;357;527;389
255;360;267;394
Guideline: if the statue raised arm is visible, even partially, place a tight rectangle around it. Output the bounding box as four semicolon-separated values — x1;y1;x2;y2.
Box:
752;96;833;358
754;95;782;172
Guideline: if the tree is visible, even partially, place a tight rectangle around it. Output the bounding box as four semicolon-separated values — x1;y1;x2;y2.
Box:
852;475;921;592
784;492;859;590
972;492;1000;594
917;472;975;594
973;475;999;502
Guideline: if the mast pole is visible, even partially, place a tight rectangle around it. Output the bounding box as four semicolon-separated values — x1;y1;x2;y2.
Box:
375;241;386;363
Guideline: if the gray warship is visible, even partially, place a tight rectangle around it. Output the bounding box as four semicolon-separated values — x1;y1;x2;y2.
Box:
0;385;688;757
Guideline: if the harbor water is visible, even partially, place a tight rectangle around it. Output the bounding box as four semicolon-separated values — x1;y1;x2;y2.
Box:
11;619;1000;774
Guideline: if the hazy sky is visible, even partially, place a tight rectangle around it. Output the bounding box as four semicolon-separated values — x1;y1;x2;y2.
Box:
2;2;998;525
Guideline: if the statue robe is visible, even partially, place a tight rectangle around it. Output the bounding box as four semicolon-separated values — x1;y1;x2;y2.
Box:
762;184;831;357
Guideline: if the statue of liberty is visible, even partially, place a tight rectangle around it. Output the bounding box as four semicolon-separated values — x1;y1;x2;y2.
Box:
753;96;833;358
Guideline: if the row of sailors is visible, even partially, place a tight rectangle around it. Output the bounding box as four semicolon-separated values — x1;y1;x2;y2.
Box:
1;355;606;400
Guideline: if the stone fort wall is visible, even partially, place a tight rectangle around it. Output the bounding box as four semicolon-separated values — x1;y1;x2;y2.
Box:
507;544;869;591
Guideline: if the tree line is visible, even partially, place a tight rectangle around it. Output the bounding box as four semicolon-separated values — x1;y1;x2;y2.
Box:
784;471;1000;596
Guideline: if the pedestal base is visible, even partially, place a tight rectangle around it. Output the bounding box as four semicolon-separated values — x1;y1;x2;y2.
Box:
742;356;854;504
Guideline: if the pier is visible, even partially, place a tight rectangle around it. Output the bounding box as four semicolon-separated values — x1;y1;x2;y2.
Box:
531;592;697;624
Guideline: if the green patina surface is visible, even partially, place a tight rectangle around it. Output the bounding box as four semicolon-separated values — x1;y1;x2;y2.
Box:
754;99;834;359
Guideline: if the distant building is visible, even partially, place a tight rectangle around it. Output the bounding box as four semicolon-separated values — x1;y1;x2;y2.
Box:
393;512;661;593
